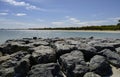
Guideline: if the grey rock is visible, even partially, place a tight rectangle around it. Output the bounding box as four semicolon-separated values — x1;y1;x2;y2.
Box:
55;41;76;57
0;67;14;77
30;45;56;63
2;42;30;54
14;55;30;77
83;72;101;77
28;63;64;77
0;52;2;57
115;47;120;55
77;44;97;61
100;49;120;68
59;50;87;77
93;43;115;51
72;65;89;77
89;55;112;76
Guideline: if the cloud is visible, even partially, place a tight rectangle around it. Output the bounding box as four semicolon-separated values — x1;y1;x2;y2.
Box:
109;17;120;21
15;13;27;16
2;0;40;10
0;12;8;15
69;18;80;23
51;21;64;26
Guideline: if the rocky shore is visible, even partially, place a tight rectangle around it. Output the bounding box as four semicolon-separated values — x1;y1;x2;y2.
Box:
0;37;120;77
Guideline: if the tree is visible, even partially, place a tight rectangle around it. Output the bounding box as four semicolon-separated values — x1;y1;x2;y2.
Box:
117;20;120;26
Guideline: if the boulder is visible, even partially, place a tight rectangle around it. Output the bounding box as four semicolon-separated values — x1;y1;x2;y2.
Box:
28;63;64;77
89;55;112;76
55;41;76;57
30;41;49;47
72;65;89;77
0;67;14;77
99;49;120;68
14;55;30;77
93;43;115;51
30;45;56;63
59;50;87;77
0;52;2;57
77;44;97;61
115;47;120;55
83;72;101;77
2;42;30;54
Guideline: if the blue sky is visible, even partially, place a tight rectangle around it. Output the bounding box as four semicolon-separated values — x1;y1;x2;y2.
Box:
0;0;120;28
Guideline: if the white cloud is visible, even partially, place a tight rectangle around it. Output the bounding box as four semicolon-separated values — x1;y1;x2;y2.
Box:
109;17;120;21
0;12;8;15
15;13;26;16
69;18;80;23
2;0;40;10
51;22;64;25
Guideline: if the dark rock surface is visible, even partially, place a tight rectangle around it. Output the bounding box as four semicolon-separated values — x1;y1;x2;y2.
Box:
0;37;120;77
28;63;64;77
99;49;120;68
89;55;112;76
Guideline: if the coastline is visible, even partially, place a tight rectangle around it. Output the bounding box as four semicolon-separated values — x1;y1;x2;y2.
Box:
1;29;120;33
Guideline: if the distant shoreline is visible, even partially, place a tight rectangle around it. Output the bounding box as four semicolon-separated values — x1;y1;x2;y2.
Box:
0;29;120;33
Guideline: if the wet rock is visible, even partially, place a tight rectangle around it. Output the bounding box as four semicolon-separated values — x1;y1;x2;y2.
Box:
30;45;56;63
89;55;112;76
28;63;64;77
59;50;87;77
0;67;14;77
84;72;101;77
100;49;120;68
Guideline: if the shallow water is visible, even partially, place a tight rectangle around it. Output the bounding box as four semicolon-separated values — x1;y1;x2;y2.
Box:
0;30;120;44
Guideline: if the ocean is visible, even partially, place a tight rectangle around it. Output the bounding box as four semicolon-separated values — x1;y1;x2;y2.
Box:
0;30;120;44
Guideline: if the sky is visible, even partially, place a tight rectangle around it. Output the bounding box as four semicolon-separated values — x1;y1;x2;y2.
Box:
0;0;120;29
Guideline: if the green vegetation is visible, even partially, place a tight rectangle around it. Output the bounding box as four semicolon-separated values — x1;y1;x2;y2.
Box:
29;20;120;31
29;25;120;30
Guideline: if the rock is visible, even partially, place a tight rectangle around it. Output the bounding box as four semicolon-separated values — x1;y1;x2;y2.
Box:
77;44;97;61
0;67;14;77
84;72;101;77
65;39;81;45
115;47;120;55
30;41;49;47
93;43;115;51
0;52;2;57
89;55;112;76
14;55;30;77
100;49;120;68
28;63;64;77
55;41;76;57
89;36;94;39
0;55;11;64
72;65;89;77
59;50;87;77
30;45;56;63
2;42;30;54
33;37;37;40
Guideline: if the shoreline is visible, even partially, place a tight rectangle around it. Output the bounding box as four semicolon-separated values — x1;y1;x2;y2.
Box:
1;29;120;33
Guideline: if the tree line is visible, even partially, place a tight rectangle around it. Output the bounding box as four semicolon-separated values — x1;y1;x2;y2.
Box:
29;20;120;30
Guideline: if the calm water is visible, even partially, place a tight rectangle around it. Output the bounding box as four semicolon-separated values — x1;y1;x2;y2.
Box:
0;30;120;44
